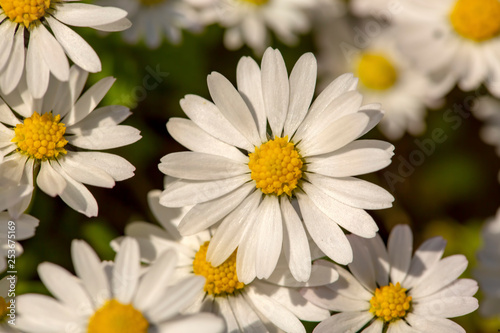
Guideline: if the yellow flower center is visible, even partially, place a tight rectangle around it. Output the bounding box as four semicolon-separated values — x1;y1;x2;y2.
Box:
0;0;51;28
356;52;398;91
138;0;165;6
248;136;303;196
369;282;412;322
87;299;149;333
192;241;245;296
0;297;8;321
240;0;269;5
450;0;500;41
12;111;68;161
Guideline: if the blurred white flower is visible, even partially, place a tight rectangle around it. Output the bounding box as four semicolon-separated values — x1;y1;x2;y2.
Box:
0;0;131;98
0;276;20;332
201;0;318;54
0;66;141;217
475;208;500;317
113;190;337;333
16;238;226;333
349;0;402;19
97;0;208;48
302;225;478;333
317;26;431;140
395;0;500;98
159;47;394;283
472;96;500;156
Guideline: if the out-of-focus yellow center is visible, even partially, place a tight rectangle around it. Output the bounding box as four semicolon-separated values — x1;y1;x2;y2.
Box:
0;297;8;321
12;111;68;161
138;0;165;6
192;241;245;296
0;0;50;28
240;0;269;5
357;52;398;91
369;282;412;322
248;136;303;196
450;0;500;41
87;299;149;333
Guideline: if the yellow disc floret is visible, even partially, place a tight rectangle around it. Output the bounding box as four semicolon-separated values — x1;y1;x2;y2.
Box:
0;297;8;321
12;111;68;161
138;0;165;6
450;0;500;41
192;241;245;296
356;52;398;91
0;0;51;28
87;299;149;333
369;282;412;322
240;0;269;5
248;136;303;196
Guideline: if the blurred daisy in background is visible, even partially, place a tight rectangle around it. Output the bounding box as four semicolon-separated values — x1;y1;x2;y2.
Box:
0;0;131;98
317;26;431;140
201;0;320;54
159;48;394;283
16;238;226;333
97;0;209;48
472;96;500;156
0;184;38;273
349;0;402;19
0;276;19;332
113;189;337;333
302;224;478;332
475;208;500;317
0;66;141;217
395;0;500;98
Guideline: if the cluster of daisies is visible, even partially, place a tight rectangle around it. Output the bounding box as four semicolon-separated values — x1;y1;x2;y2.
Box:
0;0;499;332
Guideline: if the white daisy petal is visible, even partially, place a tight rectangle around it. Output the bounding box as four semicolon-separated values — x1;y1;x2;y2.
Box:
53;64;89;117
155;313;226;333
53;3;127;27
228;293;268;331
160;175;249;207
261;48;290;137
36;160;67;197
37;263;93;315
112;237;140;304
388;224;413;284
405;313;465;333
313;312;374;333
46;16;101;73
236;56;267;141
0;27;24;95
207;72;261;147
67;105;131;134
64;151;135;182
361;319;384;333
254;195;283;279
71;240;110;304
90;17;132;32
280;196;311;282
417;279;478;302
167;118;248;163
386;319;420;333
26;30;50;100
0;23;15;70
58;154;114;188
284;52;317;137
33;23;70;82
302;182;378;238
347;234;377;292
68;125;141;150
297;192;353;265
365;234;390;287
301;286;370;312
159;152;247;180
410;255;468;298
412;296;478;318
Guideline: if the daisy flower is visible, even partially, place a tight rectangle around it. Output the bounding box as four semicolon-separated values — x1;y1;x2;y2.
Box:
0;0;131;99
113;189;338;333
349;0;401;19
159;47;394;283
201;0;317;54
16;237;226;333
0;65;141;217
395;0;500;98
327;28;431;140
0;276;19;332
475;208;500;317
302;224;479;332
96;0;207;48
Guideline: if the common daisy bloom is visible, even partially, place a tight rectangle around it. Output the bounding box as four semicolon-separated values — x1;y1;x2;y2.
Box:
0;66;141;217
0;276;19;332
113;189;338;333
475;208;500;317
395;0;500;98
96;0;206;48
16;238;226;333
159;47;395;283
202;0;316;54
350;0;401;18
0;0;131;99
302;224;479;332
344;30;430;140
